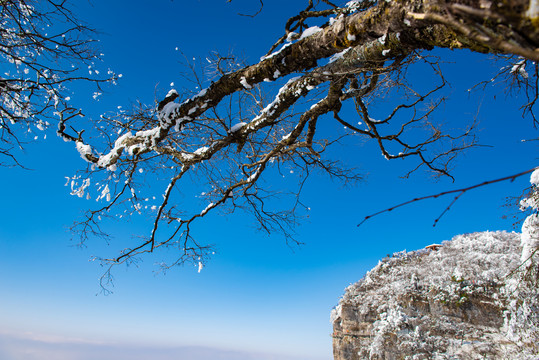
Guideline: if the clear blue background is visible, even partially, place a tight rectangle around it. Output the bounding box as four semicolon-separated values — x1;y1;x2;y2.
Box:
0;1;537;359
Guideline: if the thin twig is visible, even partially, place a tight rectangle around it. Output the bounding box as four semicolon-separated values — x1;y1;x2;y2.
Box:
238;0;263;17
358;167;538;227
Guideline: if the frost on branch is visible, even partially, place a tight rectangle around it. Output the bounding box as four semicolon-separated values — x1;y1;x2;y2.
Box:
518;167;539;264
502;167;539;351
0;0;119;166
60;0;539;280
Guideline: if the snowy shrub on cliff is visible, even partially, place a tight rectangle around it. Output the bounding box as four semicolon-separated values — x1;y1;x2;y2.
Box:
519;169;539;263
503;167;539;353
333;231;523;358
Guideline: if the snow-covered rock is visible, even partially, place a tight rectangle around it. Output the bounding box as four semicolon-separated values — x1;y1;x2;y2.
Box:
332;231;539;359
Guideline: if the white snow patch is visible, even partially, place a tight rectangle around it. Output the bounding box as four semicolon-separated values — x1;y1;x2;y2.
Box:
286;32;298;42
230;122;246;133
188;106;198;115
200;202;214;215
166;89;178;98
136;127;160;138
260;43;292;61
75;142;93;161
299;26;322;40
193;146;209;156
194;88;208;98
521;214;539;262
531;167;539;185
511;59;529;79
96;184;111;202
240;76;252;89
345;1;363;13
160;102;181;123
329;48;351;63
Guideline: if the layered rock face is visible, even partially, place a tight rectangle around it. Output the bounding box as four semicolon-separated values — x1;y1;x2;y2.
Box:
331;231;538;360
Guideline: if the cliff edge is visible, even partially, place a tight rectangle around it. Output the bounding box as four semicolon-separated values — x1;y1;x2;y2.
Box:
331;231;539;360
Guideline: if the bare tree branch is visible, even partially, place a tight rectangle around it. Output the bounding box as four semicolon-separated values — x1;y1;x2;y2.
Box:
358;167;539;227
50;0;539;280
0;0;119;166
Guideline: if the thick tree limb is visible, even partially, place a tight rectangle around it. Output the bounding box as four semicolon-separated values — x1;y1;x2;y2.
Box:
59;0;539;278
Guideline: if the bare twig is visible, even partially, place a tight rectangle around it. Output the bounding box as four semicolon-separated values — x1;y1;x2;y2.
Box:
358;167;538;227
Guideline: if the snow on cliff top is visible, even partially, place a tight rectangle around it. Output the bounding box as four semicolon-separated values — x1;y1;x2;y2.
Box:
340;231;521;307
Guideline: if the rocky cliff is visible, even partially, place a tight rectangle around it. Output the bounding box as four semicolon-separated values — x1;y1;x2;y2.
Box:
331;231;539;360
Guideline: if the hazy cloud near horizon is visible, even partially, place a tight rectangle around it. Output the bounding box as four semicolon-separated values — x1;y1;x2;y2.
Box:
0;332;324;360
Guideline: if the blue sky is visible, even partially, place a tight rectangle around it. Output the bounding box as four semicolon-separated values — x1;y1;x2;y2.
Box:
0;1;538;359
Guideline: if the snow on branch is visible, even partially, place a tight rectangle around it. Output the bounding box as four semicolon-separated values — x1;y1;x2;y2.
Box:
60;0;539;281
0;0;120;166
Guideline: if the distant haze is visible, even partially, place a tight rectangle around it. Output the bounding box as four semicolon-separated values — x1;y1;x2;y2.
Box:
0;331;324;360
